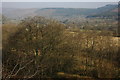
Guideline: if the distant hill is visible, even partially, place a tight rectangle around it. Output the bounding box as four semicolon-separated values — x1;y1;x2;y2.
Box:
37;8;94;16
2;8;38;20
87;4;118;19
2;8;95;20
2;4;118;21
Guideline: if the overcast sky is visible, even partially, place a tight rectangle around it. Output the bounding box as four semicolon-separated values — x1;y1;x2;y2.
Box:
1;0;119;2
2;2;118;9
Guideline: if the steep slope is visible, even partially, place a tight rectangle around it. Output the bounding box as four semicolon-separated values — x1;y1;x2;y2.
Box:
87;4;118;19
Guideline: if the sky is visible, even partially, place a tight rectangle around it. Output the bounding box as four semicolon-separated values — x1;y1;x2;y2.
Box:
1;0;119;2
2;2;118;9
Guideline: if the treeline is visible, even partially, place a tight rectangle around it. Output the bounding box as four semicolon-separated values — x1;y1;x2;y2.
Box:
2;16;120;79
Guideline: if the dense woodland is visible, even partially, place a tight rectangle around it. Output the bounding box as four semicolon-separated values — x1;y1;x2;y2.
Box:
2;15;120;79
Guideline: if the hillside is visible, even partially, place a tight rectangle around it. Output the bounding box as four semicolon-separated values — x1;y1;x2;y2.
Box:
2;3;120;79
87;4;118;19
2;8;95;20
2;16;120;78
2;4;118;21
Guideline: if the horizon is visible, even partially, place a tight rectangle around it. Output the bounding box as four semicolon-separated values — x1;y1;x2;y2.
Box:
2;2;118;9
